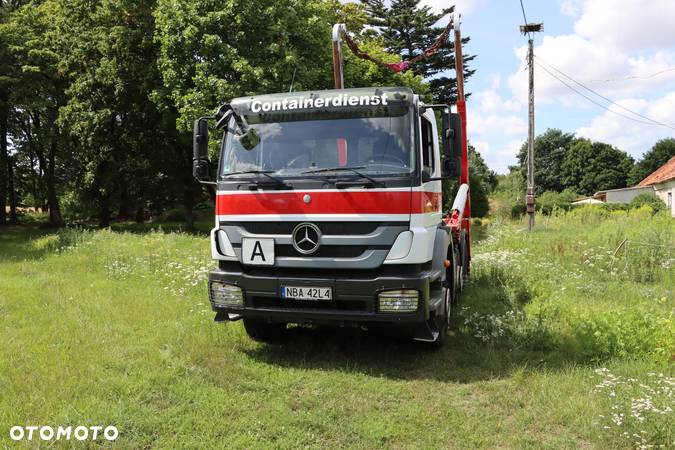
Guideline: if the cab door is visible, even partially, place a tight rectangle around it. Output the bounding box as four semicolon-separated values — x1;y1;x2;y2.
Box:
407;108;443;263
419;109;443;225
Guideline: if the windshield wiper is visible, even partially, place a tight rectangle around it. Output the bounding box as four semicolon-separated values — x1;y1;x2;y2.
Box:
302;166;384;187
223;170;289;187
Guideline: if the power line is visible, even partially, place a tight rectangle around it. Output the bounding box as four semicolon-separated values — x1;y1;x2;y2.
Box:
518;0;531;39
581;67;675;84
533;60;674;129
534;56;675;130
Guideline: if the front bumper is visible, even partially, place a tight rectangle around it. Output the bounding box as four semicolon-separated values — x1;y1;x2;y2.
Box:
208;265;436;325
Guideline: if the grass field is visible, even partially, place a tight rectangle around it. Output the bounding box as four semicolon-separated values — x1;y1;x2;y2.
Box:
0;207;673;449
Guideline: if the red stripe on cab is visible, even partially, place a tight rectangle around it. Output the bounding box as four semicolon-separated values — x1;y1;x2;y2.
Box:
215;190;442;215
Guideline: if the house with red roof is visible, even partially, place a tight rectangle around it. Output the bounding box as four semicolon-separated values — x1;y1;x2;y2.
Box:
586;156;675;216
637;156;675;216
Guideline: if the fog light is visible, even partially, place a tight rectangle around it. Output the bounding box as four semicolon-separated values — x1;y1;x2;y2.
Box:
378;289;419;312
209;282;243;307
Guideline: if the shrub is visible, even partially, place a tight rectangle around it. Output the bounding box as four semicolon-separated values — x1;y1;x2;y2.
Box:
537;189;577;215
629;192;666;213
510;202;526;218
567;309;674;361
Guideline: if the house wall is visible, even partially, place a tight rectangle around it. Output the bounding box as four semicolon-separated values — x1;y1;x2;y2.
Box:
605;187;653;203
653;179;675;217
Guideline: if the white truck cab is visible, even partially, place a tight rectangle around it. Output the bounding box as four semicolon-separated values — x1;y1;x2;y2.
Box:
193;86;469;346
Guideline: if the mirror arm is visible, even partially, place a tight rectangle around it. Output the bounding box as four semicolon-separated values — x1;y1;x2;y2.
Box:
197;180;217;186
215;104;250;133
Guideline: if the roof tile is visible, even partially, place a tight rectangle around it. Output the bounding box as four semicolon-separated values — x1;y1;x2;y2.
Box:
637;156;675;186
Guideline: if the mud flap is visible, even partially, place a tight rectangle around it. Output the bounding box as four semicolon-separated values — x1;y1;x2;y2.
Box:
214;312;242;322
413;317;441;342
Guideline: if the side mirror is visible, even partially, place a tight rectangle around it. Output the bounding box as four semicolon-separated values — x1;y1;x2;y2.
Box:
193;159;210;181
193;118;209;160
193;118;210;181
441;111;462;178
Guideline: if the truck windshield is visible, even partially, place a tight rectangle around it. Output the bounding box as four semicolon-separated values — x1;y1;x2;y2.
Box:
219;115;413;179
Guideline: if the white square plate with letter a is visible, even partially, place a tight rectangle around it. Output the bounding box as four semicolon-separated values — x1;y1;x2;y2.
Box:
241;238;274;266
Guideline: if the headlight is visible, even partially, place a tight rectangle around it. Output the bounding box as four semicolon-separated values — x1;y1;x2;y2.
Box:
378;289;419;312
209;282;243;307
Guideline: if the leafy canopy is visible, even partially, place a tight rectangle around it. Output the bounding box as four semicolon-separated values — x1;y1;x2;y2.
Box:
628;138;675;186
562;138;634;196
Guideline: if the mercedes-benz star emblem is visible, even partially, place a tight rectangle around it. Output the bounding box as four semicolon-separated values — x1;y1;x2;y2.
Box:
291;223;321;255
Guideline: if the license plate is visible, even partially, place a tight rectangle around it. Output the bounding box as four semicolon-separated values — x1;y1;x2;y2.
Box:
281;286;332;301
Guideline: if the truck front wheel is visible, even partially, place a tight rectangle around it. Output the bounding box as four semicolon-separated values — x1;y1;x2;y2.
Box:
243;318;287;342
430;285;451;349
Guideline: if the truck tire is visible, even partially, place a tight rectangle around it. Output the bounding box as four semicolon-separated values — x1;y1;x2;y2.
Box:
445;244;461;305
459;230;469;289
243;318;287;342
430;285;451;349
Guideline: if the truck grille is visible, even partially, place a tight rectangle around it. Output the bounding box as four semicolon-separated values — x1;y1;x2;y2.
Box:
231;221;406;235
221;220;409;269
274;245;370;258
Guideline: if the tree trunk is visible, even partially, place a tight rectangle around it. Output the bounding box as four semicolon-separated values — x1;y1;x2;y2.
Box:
28;150;40;209
135;205;145;223
99;193;110;228
117;187;131;221
0;106;8;225
6;152;17;223
183;186;195;232
46;136;64;227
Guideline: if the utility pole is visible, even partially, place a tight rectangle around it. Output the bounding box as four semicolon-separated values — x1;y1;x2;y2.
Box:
520;22;543;231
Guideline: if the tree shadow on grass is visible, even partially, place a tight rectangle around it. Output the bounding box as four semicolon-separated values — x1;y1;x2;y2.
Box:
242;325;557;384
0;225;55;261
0;218;211;262
242;270;582;384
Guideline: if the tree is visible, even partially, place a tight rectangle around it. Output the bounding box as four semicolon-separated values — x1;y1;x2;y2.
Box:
361;0;475;104
628;138;675;185
441;145;492;217
516;128;575;194
53;0;173;227
469;145;497;194
562;138;634;196
154;0;333;132
0;0;21;225
3;2;69;226
154;0;428;129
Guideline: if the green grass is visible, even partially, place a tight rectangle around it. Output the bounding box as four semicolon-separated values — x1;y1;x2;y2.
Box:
0;208;672;449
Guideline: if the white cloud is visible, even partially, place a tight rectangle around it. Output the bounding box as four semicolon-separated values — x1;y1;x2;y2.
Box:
649;91;675;124
467;76;526;173
469;76;526;137
508;35;675;105
559;0;582;16
575;91;675;159
421;0;486;15
574;0;675;51
475;139;524;174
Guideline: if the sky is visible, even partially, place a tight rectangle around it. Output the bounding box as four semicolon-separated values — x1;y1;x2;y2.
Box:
349;0;675;173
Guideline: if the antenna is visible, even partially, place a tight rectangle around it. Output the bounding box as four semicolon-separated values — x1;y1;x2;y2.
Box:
288;66;297;93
